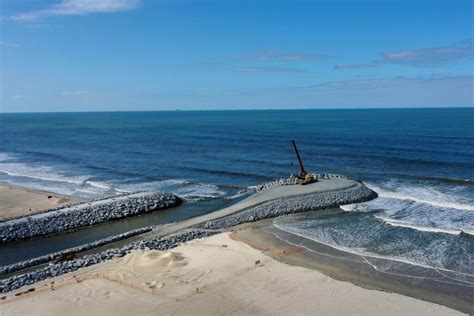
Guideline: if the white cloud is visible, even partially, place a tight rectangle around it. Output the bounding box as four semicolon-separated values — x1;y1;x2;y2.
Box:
336;39;474;69
242;50;327;62
0;41;19;48
379;40;473;66
59;90;94;96
334;63;376;69
11;94;28;100
11;0;141;22
222;66;309;73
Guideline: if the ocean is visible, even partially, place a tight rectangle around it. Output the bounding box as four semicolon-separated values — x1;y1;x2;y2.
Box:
0;108;473;278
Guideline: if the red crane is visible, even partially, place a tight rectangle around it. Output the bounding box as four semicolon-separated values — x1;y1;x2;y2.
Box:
291;139;316;184
291;139;307;177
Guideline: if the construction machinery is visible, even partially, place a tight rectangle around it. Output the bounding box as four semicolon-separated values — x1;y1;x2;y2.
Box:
291;139;317;185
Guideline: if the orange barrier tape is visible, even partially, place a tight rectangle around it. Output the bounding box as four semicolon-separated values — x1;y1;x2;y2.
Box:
1;232;298;304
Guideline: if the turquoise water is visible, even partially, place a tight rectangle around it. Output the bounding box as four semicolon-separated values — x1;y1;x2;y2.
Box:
0;108;473;275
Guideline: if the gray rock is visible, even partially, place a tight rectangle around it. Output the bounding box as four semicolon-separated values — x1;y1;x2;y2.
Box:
0;230;215;294
0;192;181;243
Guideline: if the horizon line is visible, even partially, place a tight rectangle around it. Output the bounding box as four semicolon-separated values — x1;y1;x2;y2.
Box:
1;106;473;114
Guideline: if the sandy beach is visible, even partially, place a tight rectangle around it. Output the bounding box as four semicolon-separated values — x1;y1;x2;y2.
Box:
0;182;78;221
0;181;470;315
1;231;464;315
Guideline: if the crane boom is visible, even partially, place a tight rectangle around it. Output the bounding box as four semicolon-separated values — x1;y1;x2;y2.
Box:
291;139;307;176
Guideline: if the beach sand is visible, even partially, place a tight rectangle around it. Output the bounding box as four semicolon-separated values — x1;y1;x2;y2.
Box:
0;182;78;221
1;232;463;315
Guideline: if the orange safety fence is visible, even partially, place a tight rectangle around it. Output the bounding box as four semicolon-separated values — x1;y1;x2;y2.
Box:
1;258;270;304
1;232;300;304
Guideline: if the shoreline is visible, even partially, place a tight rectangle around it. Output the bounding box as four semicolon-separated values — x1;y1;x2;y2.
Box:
0;177;377;292
231;221;473;314
1;230;465;315
0;191;182;242
0;179;470;314
0;182;79;221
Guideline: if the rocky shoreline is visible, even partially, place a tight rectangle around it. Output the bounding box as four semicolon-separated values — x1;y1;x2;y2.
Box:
0;192;181;243
203;183;377;229
0;181;377;294
0;192;138;223
0;227;154;276
0;230;215;294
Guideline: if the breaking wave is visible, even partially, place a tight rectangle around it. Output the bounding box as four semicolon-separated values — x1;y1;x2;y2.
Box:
269;223;474;284
0;153;246;200
375;216;474;237
365;182;474;211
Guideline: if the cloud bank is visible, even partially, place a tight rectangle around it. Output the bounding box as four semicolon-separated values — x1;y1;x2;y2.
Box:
11;0;141;21
222;66;309;73
242;51;327;62
336;39;474;69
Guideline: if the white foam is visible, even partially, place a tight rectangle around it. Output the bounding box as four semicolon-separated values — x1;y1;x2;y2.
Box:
0;154;130;198
267;226;474;288
176;183;226;200
85;180;112;190
118;179;188;192
225;189;250;200
366;182;474;211
0;157;89;186
374;216;474;236
272;223;474;280
340;204;358;212
117;179;228;200
74;188;101;194
0;153;14;162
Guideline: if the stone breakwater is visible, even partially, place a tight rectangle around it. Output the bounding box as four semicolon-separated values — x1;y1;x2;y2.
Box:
0;227;154;276
256;174;346;192
0;192;181;243
203;184;377;229
0;230;215;294
0;192;139;223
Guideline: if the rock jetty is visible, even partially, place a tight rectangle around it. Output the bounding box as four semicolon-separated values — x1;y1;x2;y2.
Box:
0;230;214;294
0;192;181;243
203;183;377;229
255;173;346;192
0;227;154;276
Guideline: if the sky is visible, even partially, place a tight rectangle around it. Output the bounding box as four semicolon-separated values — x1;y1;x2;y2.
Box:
0;0;473;112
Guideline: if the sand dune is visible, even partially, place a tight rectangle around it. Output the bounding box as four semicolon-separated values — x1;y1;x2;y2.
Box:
1;232;462;315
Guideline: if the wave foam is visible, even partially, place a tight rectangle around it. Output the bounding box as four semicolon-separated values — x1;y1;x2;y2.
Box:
0;164;88;185
268;225;474;287
272;223;474;280
85;180;113;190
366;182;474;211
117;179;228;201
340;204;358;212
374;216;474;236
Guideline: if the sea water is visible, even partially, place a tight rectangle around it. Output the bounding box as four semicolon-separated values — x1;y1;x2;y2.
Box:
0;108;473;275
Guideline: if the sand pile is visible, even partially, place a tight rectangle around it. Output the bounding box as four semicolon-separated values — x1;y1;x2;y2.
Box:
121;249;187;270
1;233;463;316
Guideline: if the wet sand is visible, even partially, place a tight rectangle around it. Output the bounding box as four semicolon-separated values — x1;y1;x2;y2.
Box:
0;232;463;315
0;183;78;221
0;181;469;315
232;221;473;314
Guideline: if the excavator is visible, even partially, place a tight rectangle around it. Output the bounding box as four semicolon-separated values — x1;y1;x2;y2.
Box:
291;139;317;185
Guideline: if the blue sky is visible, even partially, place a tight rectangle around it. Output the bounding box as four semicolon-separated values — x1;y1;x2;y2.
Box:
1;0;473;112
